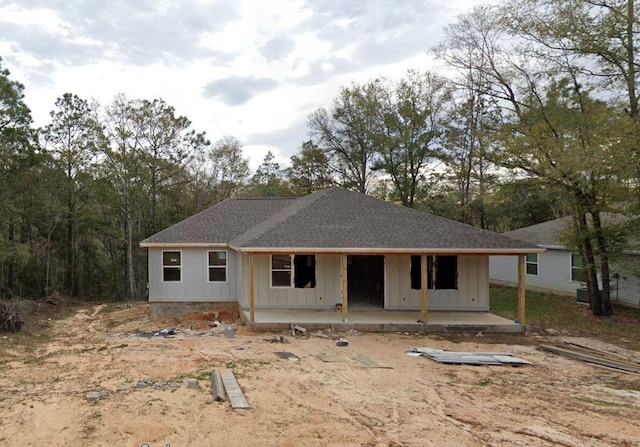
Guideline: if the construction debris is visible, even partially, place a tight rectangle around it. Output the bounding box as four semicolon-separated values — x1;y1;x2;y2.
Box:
352;356;393;369
220;369;250;409
538;343;640;375
408;348;531;366
210;370;226;402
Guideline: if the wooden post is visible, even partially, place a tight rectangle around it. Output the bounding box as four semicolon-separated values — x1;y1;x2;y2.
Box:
341;253;348;322
421;255;429;323
518;254;526;324
249;253;255;323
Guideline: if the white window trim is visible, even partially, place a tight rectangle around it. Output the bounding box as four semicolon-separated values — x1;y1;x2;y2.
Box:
570;253;582;282
525;253;538;276
271;254;294;288
207;250;228;283
162;250;182;283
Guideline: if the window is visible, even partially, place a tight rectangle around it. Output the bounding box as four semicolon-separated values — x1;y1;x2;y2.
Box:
410;256;433;290
208;250;227;282
271;254;317;288
162;251;181;282
294;255;316;288
271;254;293;287
435;256;457;289
571;253;585;282
410;255;422;290
526;253;538;275
410;256;453;289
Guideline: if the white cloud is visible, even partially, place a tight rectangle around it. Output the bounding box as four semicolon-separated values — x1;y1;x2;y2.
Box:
1;0;489;171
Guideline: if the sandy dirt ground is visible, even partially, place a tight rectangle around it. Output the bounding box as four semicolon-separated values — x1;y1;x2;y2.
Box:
1;303;640;447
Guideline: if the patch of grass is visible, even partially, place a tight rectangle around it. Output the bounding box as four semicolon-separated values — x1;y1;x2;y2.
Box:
490;286;640;348
476;378;492;387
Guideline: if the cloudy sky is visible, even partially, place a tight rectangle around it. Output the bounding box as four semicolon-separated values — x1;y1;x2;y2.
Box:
1;0;485;170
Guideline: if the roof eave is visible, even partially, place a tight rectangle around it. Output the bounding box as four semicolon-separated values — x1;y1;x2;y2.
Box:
140;242;229;249
231;246;546;255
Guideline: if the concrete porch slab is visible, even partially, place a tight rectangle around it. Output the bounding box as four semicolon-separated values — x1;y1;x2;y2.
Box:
241;309;526;334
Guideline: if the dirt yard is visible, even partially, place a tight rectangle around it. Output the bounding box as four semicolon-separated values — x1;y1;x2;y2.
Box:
1;303;640;447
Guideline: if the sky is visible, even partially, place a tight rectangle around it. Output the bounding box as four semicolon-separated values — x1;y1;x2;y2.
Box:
0;0;485;171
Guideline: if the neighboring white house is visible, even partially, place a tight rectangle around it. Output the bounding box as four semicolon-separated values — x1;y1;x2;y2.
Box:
490;217;640;308
140;187;542;319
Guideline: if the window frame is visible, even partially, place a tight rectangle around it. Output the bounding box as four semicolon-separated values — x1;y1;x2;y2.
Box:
570;253;584;282
162;250;182;283
207;250;228;283
525;253;538;276
271;254;294;288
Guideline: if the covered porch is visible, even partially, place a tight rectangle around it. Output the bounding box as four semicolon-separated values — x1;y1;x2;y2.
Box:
245;252;531;333
241;308;525;333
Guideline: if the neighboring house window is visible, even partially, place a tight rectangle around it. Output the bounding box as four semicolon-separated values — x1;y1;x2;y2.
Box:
294;255;316;288
162;251;181;282
526;253;538;275
571;253;584;282
410;255;453;289
208;250;227;282
271;254;293;287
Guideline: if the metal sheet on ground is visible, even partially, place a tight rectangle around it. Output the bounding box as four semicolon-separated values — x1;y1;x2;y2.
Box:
407;348;532;366
352;356;393;369
220;369;250;409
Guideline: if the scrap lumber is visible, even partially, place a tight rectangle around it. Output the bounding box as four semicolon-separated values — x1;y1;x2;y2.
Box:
317;354;351;363
210;370;226;402
538;344;640;374
563;341;640;364
220;369;250;409
352;356;393;369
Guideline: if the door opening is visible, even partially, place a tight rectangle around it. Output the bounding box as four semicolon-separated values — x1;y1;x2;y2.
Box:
347;255;384;308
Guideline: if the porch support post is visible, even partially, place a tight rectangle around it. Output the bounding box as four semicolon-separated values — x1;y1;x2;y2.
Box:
341;253;348;322
517;254;526;324
249;252;255;323
420;255;429;323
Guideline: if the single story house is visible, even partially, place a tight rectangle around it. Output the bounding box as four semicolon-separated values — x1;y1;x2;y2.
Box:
490;216;640;307
140;187;542;323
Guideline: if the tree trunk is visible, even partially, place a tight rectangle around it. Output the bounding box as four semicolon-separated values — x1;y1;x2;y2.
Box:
591;211;614;316
575;212;603;315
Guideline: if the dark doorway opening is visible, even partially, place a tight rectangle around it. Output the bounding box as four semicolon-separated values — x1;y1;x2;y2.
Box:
347;255;384;308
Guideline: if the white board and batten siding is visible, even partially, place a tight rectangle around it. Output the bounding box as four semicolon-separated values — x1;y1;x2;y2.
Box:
252;254;341;309
385;255;489;311
147;247;241;302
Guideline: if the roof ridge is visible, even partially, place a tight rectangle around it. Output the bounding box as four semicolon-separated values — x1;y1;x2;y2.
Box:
230;189;330;248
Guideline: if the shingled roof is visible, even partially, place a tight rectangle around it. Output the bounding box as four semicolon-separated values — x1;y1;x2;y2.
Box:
141;187;541;254
503;216;573;247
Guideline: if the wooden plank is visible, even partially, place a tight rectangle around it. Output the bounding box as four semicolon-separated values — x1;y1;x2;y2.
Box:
210;369;226;402
517;254;526;324
563;341;640;365
353;356;393;369
220;369;250;409
420;255;428;323
341;253;348;322
249;253;255;323
539;344;640;374
317;354;351;363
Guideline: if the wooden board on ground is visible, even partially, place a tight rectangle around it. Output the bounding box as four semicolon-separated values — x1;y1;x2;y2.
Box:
353;356;393;369
317;354;351;363
210;369;226;402
220;369;250;409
